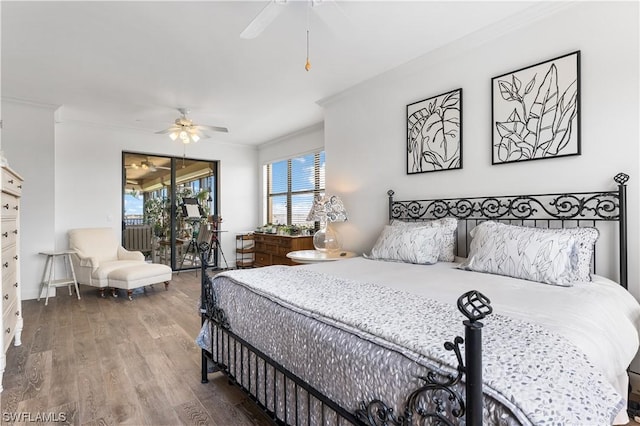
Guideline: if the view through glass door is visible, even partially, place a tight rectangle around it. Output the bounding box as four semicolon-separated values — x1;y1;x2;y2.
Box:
122;152;218;271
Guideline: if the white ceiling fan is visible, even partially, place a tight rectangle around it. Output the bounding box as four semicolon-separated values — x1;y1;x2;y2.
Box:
125;158;170;172
240;0;328;40
155;108;228;144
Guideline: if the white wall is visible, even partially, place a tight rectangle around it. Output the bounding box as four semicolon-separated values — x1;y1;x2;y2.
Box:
54;121;259;272
321;2;640;295
0;102;258;300
1;99;57;301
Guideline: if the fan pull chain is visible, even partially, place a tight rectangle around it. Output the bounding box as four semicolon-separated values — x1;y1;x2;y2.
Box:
305;30;311;72
305;3;311;72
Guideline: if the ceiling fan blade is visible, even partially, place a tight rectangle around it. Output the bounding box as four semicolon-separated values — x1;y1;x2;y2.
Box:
198;125;229;133
155;126;181;134
240;0;287;39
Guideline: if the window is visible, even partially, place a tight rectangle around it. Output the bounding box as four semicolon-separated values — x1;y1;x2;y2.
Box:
265;151;325;225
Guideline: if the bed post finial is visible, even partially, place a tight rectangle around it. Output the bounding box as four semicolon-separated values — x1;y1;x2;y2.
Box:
614;173;629;289
457;290;492;426
388;190;395;223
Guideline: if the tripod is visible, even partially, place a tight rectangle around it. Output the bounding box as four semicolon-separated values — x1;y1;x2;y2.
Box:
178;220;209;273
208;229;229;270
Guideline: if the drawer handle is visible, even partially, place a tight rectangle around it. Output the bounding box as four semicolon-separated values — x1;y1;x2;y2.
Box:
2;232;7;238
3;262;8;268
17;185;22;189
13;283;18;288
13;206;18;211
7;179;13;184
5;328;9;334
4;294;8;300
12;230;17;235
13;255;18;260
15;311;19;316
2;204;8;209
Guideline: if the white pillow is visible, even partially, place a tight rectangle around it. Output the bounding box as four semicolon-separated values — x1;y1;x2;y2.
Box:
524;224;598;282
489;222;598;282
366;225;440;265
391;218;457;262
458;221;578;286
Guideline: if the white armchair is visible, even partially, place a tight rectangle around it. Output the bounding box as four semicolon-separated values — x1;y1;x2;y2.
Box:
68;227;168;298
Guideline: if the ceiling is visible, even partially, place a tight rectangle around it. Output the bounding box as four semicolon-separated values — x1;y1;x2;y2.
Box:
124;153;215;192
2;1;540;146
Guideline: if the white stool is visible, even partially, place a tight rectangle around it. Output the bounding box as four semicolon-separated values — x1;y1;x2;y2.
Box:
38;250;80;306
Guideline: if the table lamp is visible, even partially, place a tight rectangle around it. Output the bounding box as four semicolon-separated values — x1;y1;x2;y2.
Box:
306;195;348;252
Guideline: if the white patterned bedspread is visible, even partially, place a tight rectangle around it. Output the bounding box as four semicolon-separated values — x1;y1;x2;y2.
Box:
210;258;640;425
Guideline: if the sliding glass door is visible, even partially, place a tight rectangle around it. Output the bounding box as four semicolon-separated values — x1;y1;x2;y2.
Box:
122;152;219;271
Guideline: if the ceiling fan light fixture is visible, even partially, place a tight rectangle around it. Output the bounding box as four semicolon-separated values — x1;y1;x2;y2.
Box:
157;108;228;143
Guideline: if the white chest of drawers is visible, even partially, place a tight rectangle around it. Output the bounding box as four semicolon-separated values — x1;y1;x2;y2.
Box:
0;166;23;391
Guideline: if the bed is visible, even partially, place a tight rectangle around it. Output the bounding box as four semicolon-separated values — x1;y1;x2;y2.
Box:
198;173;639;425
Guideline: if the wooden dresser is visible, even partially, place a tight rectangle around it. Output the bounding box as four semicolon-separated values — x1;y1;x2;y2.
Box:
254;234;313;267
0;166;23;391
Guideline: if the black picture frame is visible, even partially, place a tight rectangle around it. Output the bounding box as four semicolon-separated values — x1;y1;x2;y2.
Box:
407;88;463;174
491;50;581;165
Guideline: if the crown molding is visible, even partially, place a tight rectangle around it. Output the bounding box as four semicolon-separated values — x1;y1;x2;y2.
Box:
317;1;577;108
1;96;61;111
57;118;257;150
258;121;324;149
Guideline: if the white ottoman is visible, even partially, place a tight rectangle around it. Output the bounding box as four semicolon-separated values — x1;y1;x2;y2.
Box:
108;263;172;300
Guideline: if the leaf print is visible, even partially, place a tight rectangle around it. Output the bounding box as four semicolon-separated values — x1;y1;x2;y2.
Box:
512;75;522;94
507;108;522;123
498;80;518;101
440;91;459;109
526;64;559;157
407;89;461;173
421;100;460;168
503;256;517;277
495;142;522;163
546;80;578;156
495;120;532;161
524;74;536;95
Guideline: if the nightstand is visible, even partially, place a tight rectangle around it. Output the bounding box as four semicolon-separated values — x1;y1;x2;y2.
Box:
286;250;356;264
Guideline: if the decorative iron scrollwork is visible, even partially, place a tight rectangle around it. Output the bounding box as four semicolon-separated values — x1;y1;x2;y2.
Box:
389;175;627;222
391;191;622;221
356;336;466;426
199;241;230;330
356;291;492;426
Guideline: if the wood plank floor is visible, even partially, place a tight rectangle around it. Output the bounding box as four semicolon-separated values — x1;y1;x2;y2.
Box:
0;271;272;425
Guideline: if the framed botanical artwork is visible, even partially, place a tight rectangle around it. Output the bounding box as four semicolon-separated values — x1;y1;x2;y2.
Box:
491;50;581;165
407;88;462;174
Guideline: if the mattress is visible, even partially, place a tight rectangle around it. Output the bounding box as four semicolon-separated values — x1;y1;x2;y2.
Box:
204;257;640;425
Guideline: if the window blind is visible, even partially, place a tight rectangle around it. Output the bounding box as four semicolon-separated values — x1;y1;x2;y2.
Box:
265;151;325;225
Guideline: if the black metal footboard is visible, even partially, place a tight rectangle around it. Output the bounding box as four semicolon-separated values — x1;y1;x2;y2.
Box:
198;244;492;426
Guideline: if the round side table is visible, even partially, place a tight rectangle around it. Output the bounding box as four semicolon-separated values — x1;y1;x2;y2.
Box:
286;250;356;264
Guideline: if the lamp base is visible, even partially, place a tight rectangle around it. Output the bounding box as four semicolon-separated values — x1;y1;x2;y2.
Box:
313;226;340;252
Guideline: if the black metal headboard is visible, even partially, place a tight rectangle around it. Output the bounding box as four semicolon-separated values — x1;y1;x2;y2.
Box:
388;173;630;289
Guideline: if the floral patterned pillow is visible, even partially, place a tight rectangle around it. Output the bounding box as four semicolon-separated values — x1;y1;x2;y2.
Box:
489;222;599;282
458;221;579;286
391;218;457;262
366;225;440;265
